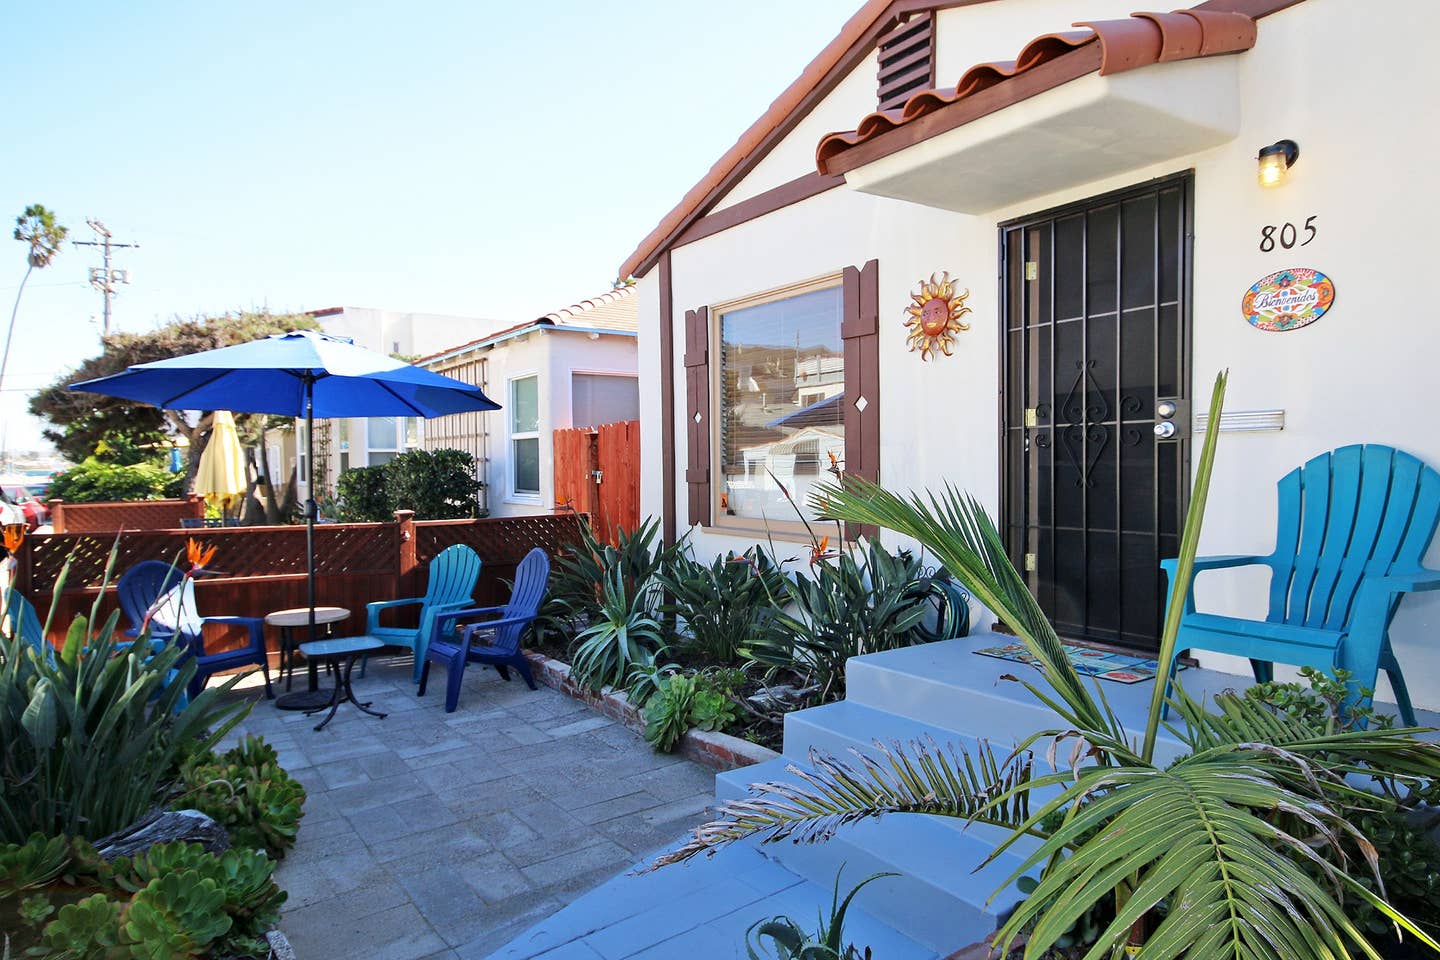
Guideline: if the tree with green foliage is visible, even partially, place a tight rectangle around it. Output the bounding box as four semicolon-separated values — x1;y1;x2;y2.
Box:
30;310;320;485
2;204;68;400
332;448;481;522
46;458;183;504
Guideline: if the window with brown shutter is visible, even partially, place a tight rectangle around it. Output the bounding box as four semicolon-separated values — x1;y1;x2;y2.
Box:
877;13;934;112
684;306;711;527
842;260;880;540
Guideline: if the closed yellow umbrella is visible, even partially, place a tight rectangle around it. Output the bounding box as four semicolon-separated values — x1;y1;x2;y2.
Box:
194;410;247;515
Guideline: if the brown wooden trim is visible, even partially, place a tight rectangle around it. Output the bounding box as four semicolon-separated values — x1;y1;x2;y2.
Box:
674;172;845;249
822;44;1103;177
658;252;677;547
626;0;1006;279
842;259;881;540
684;306;712;527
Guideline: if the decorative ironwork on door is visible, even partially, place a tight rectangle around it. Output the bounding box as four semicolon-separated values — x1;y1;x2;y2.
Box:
1001;175;1192;652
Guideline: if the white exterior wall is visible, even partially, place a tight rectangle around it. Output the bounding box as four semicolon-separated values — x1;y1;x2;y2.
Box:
639;0;1440;709
436;329;638;519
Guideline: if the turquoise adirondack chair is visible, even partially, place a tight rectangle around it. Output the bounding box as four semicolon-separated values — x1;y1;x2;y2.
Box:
2;589;49;659
363;543;481;683
1160;444;1440;725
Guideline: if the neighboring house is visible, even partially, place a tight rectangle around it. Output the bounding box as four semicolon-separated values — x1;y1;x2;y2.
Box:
261;306;499;502
626;0;1440;710
418;287;639;517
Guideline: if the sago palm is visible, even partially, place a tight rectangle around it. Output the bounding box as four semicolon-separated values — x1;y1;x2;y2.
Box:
654;372;1440;960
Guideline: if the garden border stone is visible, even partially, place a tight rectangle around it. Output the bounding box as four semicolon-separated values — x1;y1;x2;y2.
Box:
522;650;780;771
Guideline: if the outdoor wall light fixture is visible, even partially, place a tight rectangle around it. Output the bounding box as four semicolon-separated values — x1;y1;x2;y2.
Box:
1257;139;1299;187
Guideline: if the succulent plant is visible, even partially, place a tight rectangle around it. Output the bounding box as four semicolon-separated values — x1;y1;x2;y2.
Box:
0;834;73;897
29;893;122;960
179;737;306;860
119;871;231;959
111;841;284;942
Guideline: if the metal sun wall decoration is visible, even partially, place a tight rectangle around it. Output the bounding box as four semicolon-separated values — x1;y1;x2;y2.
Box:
904;272;972;360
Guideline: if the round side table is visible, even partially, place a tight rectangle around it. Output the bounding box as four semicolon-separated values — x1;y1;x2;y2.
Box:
267;607;351;711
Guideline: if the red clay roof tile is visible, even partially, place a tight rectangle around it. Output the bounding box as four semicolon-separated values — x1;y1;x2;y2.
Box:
816;8;1256;173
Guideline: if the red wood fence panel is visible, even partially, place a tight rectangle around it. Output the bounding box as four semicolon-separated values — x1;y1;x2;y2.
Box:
49;497;206;533
597;420;640;543
551;420;638;545
552;427;599;523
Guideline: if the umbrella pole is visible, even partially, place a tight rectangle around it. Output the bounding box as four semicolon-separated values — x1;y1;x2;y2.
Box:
305;375;317;647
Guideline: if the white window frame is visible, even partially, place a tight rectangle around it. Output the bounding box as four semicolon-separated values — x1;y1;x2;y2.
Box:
710;273;845;537
507;373;542;504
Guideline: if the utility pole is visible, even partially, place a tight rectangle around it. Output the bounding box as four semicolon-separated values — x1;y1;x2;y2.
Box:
72;219;138;336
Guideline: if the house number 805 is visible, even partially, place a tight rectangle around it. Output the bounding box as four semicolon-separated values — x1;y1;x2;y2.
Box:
1260;216;1317;252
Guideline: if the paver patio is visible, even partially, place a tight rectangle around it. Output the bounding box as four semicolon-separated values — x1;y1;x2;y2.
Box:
216;654;719;959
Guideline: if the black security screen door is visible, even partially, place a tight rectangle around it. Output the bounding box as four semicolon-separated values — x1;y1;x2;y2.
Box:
1000;174;1192;652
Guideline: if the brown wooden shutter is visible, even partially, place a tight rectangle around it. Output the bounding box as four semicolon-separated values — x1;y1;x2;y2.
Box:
877;13;934;111
842;260;880;540
683;306;711;527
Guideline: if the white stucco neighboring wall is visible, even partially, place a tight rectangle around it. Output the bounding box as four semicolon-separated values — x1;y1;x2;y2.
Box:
638;0;1440;709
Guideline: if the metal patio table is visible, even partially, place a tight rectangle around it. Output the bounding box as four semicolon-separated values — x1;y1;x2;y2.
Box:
267;606;351;710
296;636;388;731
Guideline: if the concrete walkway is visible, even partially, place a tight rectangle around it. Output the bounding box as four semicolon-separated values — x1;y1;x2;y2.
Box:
218;654;718;960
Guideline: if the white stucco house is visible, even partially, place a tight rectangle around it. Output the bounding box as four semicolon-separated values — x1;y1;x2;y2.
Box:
417;287;639;517
624;0;1440;712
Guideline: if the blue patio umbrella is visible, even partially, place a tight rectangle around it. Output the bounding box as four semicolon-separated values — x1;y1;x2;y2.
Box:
70;330;501;701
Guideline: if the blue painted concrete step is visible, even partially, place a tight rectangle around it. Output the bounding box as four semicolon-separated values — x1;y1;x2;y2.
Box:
484;843;941;960
717;756;1030;954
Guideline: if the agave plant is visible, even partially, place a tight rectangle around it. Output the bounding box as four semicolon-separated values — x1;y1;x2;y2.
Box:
569;564;667;692
655;372;1440;960
0;549;251;843
747;869;894;960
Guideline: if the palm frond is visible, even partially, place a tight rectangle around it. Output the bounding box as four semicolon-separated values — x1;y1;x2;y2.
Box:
648;737;1044;870
811;478;1108;734
988;749;1440;960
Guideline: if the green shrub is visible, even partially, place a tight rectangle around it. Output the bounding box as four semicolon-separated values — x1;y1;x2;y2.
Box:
336;448;482;522
112;841;285;949
335;464;391;522
569;566;665;693
384;448;481;519
750;542;932;702
179;735;306;860
47;458;180;504
0;594;250;843
659;546;786;665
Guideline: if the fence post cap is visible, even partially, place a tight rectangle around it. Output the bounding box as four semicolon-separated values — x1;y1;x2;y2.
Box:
393;509;416;521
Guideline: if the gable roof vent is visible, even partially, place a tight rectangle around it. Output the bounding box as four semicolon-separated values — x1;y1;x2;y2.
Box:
877;12;934;111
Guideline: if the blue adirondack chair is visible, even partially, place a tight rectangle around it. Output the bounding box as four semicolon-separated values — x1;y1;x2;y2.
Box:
117;560;273;700
418;547;549;712
1160;444;1440;725
363;543;481;683
3;589;49;659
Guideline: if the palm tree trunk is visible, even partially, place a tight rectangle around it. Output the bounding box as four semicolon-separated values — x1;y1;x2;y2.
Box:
0;263;36;396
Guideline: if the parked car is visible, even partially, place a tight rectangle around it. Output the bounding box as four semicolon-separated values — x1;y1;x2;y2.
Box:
0;484;49;532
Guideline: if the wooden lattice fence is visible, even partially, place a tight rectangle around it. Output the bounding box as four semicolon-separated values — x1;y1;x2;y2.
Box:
13;512;585;647
49;497;206;534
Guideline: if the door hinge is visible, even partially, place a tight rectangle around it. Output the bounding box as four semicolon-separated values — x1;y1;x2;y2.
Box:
592;470;603;484
1024;407;1039;428
1024;552;1038;572
1024;261;1039;281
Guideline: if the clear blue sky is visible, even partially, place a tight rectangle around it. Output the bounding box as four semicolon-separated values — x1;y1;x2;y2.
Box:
0;0;859;451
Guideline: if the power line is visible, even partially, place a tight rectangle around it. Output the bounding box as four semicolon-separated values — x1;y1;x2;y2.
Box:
72;219;139;337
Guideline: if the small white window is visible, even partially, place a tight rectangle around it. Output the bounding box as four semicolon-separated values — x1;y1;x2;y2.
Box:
367;416;418;467
572;374;639;428
510;376;540;497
